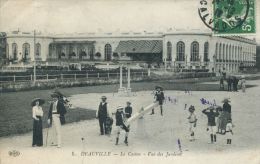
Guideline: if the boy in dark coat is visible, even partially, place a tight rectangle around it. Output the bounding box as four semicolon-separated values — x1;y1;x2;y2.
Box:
115;106;129;146
124;101;132;119
202;106;219;143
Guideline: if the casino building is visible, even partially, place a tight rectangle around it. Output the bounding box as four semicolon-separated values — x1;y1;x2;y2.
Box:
0;30;257;73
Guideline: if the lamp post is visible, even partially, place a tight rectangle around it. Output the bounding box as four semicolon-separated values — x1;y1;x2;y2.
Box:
33;30;36;85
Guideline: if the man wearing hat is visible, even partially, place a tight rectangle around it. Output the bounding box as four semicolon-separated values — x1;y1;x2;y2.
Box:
202;106;219;144
222;98;232;131
115;106;129;146
48;91;67;148
96;96;111;135
151;86;165;116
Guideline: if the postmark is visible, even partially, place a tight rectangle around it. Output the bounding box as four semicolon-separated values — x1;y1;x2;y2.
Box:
198;0;256;35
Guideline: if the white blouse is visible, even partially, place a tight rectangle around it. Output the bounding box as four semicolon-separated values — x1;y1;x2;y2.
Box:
32;106;43;120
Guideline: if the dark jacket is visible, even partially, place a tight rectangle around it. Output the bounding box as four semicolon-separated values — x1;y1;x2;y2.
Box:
48;100;67;125
115;111;125;126
125;106;132;118
223;102;231;113
97;102;108;119
202;109;219;126
155;91;165;102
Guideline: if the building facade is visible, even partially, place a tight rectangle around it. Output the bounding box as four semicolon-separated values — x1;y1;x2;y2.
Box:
1;30;257;73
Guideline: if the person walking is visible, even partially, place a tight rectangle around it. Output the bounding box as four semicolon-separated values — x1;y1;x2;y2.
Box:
202;106;219;144
220;77;224;91
96;96;110;135
187;105;197;142
48;92;67;148
115;106;129;146
227;76;232;92
151;86;165;116
32;98;45;147
241;76;246;92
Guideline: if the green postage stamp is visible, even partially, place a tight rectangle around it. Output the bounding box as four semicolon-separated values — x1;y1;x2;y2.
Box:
213;0;256;35
198;0;256;35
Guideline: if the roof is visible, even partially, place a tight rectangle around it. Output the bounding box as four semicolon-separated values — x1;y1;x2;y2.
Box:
114;40;162;54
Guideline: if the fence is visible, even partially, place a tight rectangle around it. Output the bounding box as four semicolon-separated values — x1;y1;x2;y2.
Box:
0;71;148;83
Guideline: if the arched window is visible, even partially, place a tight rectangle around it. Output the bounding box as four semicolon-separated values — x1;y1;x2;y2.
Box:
190;41;199;61
215;43;218;60
176;41;185;61
12;43;18;60
204;42;209;62
166;41;172;61
22;43;30;60
225;44;228;61
6;44;9;59
36;43;41;56
219;43;222;60
104;44;112;61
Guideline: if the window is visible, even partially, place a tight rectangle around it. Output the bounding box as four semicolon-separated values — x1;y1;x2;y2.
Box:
215;43;218;60
36;43;41;56
104;44;112;61
219;43;222;60
204;42;209;62
176;41;185;61
6;44;9;58
190;41;199;61
22;43;30;60
12;43;18;60
166;41;172;61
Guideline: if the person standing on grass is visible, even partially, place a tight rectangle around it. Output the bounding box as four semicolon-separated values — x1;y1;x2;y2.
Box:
187;105;197;142
48;92;67;148
202;106;219;144
96;96;110;135
150;86;165;116
32;98;45;147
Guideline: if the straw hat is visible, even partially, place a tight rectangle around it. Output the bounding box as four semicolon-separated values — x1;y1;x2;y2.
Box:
31;98;45;107
116;106;124;111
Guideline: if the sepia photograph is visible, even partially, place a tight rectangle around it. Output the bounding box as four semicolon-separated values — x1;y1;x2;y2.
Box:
0;0;260;163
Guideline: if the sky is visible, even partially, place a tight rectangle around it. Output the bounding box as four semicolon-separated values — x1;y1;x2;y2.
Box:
0;0;259;42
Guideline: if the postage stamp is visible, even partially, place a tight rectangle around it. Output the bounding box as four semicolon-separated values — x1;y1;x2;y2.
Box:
198;0;256;35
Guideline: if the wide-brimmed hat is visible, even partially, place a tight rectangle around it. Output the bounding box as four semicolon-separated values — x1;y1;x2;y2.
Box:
116;106;124;111
126;101;131;104
206;106;215;111
222;98;230;103
101;96;107;99
31;98;45;107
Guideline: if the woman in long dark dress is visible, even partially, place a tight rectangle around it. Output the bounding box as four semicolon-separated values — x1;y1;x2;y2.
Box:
32;98;45;147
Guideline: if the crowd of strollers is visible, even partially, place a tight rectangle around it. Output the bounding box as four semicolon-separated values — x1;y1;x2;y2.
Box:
30;82;238;148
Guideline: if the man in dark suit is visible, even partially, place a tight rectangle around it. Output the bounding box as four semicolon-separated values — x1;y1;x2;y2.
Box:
48;91;67;148
96;96;110;135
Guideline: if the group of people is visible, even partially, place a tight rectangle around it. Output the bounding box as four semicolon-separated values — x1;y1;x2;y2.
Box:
187;98;233;144
220;75;246;92
95;95;133;145
31;90;68;148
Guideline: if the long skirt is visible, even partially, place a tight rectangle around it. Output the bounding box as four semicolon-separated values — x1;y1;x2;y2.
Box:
32;116;43;146
221;112;231;130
